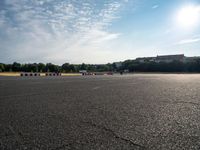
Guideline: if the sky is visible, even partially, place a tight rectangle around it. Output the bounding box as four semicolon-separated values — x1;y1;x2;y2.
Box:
0;0;200;64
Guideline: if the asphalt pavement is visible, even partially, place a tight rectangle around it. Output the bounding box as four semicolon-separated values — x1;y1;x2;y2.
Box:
1;74;200;150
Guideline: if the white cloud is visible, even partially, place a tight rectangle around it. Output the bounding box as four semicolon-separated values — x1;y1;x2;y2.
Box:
0;0;127;64
152;5;159;9
177;37;200;45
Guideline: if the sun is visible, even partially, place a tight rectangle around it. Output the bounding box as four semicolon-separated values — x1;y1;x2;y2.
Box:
176;5;200;29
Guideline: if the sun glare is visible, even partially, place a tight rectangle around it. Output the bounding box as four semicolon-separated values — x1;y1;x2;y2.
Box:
176;5;200;29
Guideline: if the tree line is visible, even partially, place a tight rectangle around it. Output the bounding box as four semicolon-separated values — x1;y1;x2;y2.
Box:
1;59;200;73
0;62;117;73
120;59;200;72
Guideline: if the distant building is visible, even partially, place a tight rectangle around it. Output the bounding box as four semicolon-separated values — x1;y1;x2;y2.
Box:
136;54;187;63
184;56;200;63
114;62;122;68
155;54;185;63
136;57;156;63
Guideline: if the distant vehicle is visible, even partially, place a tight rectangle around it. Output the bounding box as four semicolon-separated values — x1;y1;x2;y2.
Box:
107;72;113;75
79;70;87;73
79;70;87;75
124;69;129;73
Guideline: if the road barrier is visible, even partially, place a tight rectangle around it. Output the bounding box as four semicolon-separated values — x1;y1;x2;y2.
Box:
45;73;61;76
20;72;112;77
20;73;40;76
21;72;61;76
82;72;94;76
82;72;114;76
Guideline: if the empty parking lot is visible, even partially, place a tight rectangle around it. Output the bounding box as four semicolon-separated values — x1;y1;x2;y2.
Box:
1;74;200;149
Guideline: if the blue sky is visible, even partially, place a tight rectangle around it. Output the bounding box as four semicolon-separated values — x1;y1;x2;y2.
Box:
0;0;200;64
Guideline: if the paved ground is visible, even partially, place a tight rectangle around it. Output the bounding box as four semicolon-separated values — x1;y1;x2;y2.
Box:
1;74;200;150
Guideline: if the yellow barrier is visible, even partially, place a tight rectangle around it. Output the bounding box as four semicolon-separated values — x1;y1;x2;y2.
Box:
0;72;82;77
61;73;82;76
0;72;20;76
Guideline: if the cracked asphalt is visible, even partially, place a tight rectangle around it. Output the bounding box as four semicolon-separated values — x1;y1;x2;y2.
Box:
1;74;200;150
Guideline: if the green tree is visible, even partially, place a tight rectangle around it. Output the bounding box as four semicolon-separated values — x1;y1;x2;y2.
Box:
80;63;87;70
62;63;70;72
38;63;45;72
12;62;21;72
0;63;5;72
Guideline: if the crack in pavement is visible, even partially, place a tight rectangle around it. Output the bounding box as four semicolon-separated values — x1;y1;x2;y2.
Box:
8;125;23;144
7;125;28;149
0;139;4;150
92;86;101;90
0;91;68;99
173;101;200;106
52;143;71;150
82;121;146;149
162;100;200;106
